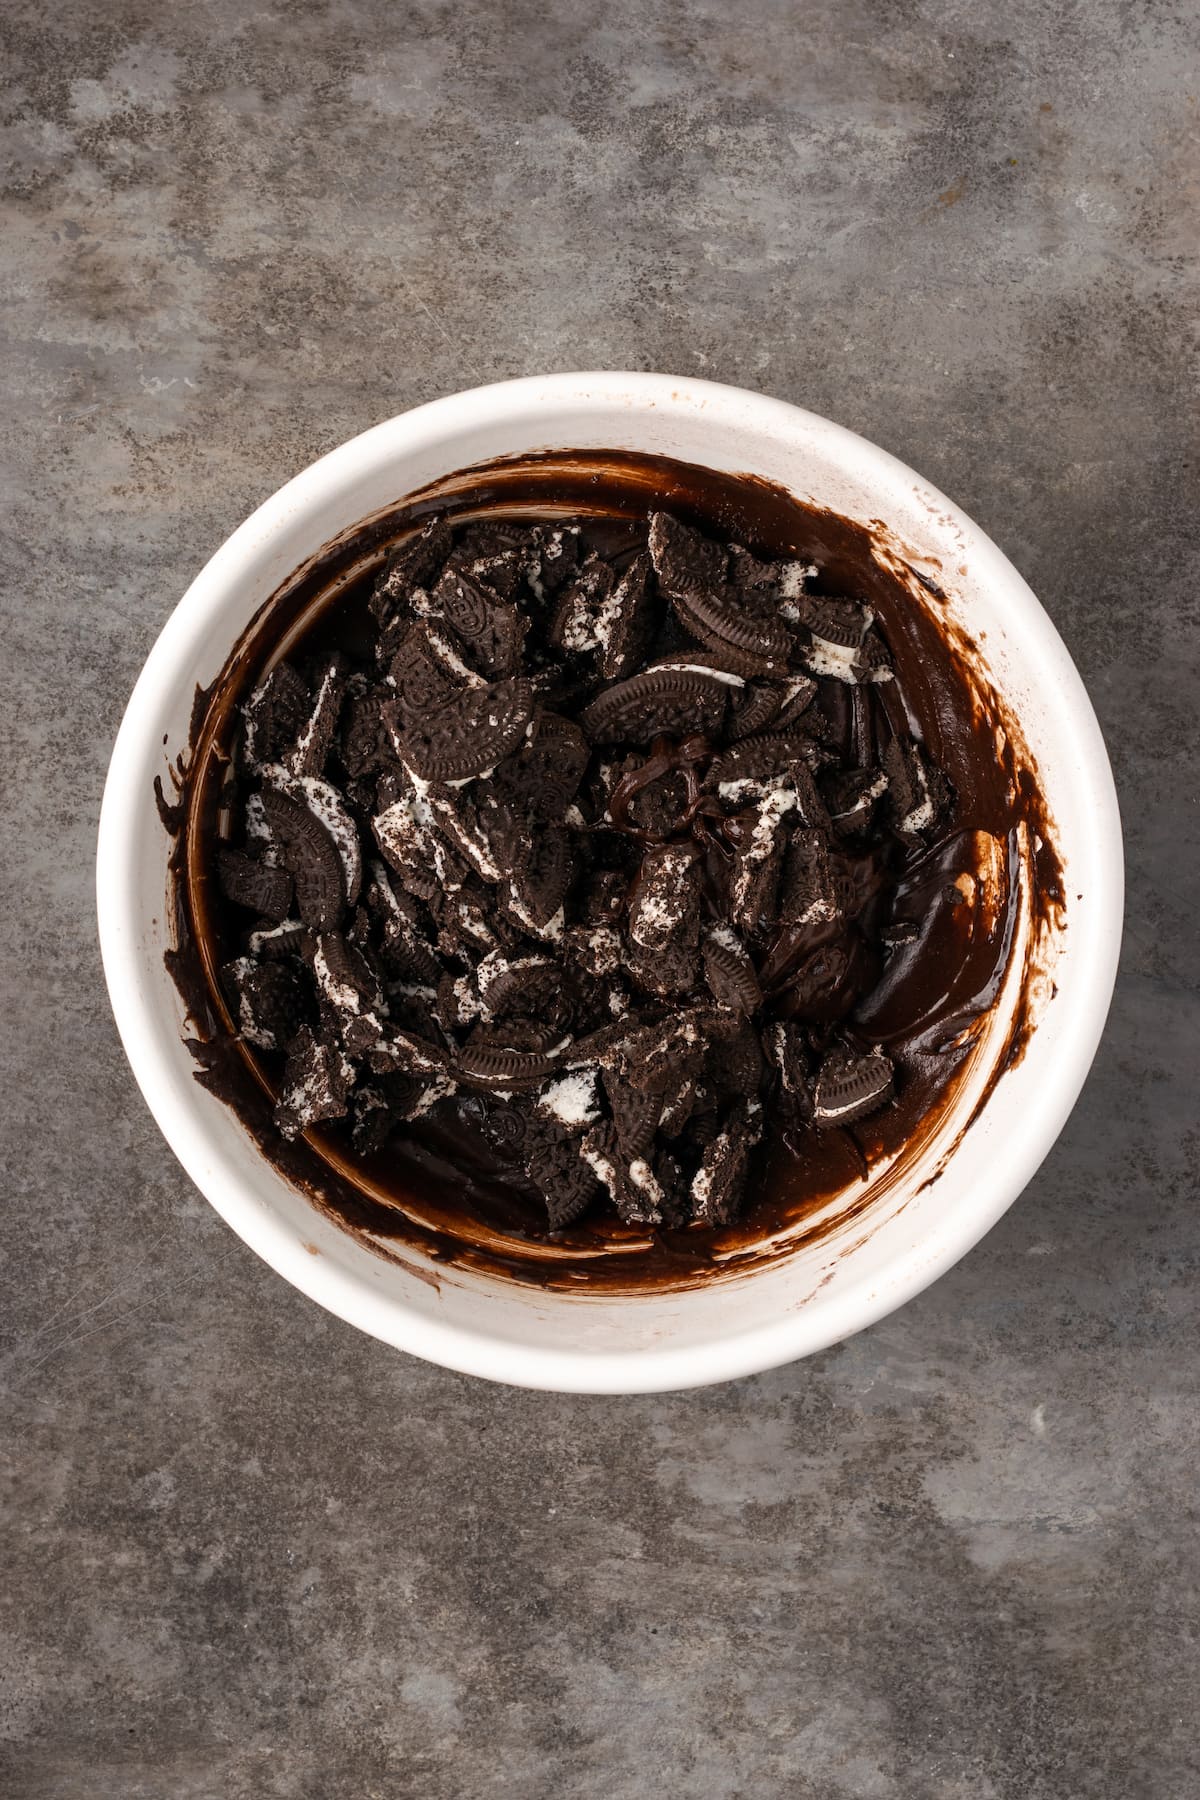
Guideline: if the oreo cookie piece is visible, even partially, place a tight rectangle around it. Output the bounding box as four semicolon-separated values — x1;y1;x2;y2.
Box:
579;661;737;746
657;1072;703;1138
453;1039;570;1092
259;783;351;931
267;768;362;903
622;1009;712;1094
352;1083;403;1155
549;556;616;655
393;677;535;781
341;684;397;779
419;780;511;885
437;967;476;1032
503;823;574;935
689;1100;762;1225
626;936;700;1001
470;951;560;1021
489;712;589;823
283;654;348;779
312;932;387;1057
580;1122;665;1225
857;628;894;680
385;622;477;726
650;1148;689;1227
217;846;294;922
726;787;797;935
771;674;820;730
439;950;512;1026
796;596;893;685
778;828;840;928
727;546;818;624
562;923;625;979
351;1069;449;1153
423;567;529;678
669;597;791;678
241;662;311;770
701;927;762;1015
369;519;454;624
727;680;788;742
447;521;544;600
598;552;656;681
706;1020;765;1099
798;595;865;648
373;777;470;903
275;1025;356;1139
674;582;795;673
706;732;821;798
823;766;890;838
525;524;582;601
811;1044;894;1129
221;957;309;1052
764;1021;812;1120
603;1070;661;1160
881;738;951;843
364;862;442;983
464;1015;566;1058
647;511;729;604
366;1025;452;1079
525;1125;603;1231
627;843;702;954
247;918;312;962
480;1097;537;1163
432;873;514;957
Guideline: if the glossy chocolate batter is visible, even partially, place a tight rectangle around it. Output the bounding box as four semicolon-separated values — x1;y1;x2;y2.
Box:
160;451;1064;1292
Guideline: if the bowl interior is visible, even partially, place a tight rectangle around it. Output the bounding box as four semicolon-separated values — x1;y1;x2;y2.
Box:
97;374;1121;1391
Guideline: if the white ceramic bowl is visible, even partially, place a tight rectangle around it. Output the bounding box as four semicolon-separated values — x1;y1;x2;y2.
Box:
97;373;1122;1392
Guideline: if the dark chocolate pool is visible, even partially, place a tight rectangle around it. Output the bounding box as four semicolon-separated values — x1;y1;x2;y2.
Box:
160;451;1064;1293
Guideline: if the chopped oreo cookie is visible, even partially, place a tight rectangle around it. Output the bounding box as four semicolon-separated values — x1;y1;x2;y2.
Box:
812;1043;895;1129
208;506;954;1230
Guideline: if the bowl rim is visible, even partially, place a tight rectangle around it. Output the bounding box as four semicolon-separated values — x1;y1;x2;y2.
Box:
96;371;1124;1392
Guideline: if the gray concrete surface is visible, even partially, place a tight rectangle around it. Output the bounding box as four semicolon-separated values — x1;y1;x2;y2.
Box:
2;2;1197;1795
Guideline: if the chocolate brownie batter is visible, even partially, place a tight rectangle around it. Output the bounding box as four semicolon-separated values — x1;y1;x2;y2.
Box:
161;451;1064;1291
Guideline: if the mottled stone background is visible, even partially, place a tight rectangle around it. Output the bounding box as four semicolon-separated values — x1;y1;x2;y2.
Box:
2;2;1197;1795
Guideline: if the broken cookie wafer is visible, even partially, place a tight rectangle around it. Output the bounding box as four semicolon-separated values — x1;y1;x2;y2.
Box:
283;654;348;779
221;957;309;1052
689;1101;763;1225
627;842;702;953
369;519;454;623
275;1025;356;1139
217;847;294;922
579;661;737;745
812;1044;895;1129
384;624;473;725
526;1126;603;1230
702;927;762;1015
394;677;535;781
580;1121;665;1225
258;785;348;930
425;566;529;678
489;712;589;822
241;662;311;770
